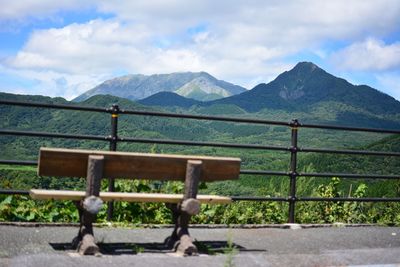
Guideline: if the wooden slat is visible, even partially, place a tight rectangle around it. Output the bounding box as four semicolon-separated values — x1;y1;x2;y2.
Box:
30;189;232;204
38;147;241;181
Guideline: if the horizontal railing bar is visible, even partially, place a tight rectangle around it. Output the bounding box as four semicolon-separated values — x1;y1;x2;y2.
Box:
119;136;289;151
0;160;37;166
120;108;291;126
300;147;400;157
0;100;108;113
240;170;288;176
231;196;288;201
298;197;400;202
300;122;400;134
0;129;108;141
0;189;30;195
299;172;400;179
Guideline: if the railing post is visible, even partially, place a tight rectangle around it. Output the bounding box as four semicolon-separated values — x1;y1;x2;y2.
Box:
288;119;299;223
107;104;119;221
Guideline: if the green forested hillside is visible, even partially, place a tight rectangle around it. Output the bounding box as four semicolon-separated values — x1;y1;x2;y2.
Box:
304;134;400;175
0;91;399;224
1;92;397;180
298;135;400;198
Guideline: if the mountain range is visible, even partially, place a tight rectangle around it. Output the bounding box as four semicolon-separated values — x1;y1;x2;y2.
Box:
73;72;246;102
1;61;399;205
2;61;400;130
136;62;400;129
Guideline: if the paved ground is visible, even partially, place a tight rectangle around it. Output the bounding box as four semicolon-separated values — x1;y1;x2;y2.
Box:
0;224;399;267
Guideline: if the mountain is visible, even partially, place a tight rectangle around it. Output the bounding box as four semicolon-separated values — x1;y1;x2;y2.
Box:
134;62;400;129
138;92;201;108
204;62;400;128
212;62;400;113
73;72;246;102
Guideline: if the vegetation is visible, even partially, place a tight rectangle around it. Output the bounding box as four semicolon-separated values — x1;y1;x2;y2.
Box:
0;91;399;225
1;177;400;225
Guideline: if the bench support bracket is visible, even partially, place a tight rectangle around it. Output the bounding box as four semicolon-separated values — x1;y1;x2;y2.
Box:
167;160;202;256
73;155;104;255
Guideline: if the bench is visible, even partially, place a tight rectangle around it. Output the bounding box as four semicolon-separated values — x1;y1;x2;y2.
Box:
30;147;241;256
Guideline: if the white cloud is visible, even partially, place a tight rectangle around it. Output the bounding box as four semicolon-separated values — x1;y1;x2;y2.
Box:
2;0;400;99
5;19;151;73
97;0;400;43
331;38;400;71
0;64;110;99
0;0;93;21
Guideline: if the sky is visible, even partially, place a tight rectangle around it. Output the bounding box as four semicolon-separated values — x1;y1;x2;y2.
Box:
0;0;400;101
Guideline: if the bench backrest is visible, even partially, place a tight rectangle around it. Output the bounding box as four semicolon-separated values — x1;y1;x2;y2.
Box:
38;147;241;182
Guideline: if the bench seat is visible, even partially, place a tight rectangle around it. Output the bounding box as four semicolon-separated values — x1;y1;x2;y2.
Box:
30;189;232;204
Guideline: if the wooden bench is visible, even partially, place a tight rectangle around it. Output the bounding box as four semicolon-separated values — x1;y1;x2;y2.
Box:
30;147;241;256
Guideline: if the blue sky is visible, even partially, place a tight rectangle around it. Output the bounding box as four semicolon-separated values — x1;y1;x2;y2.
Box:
0;0;400;100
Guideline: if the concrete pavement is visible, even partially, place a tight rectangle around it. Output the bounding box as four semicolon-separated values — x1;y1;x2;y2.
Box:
0;223;399;267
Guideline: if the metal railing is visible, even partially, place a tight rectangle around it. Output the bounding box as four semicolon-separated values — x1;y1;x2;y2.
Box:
1;99;399;223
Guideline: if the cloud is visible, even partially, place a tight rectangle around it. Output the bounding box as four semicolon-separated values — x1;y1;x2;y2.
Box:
2;0;400;99
5;19;151;73
0;0;93;21
331;38;400;71
2;17;293;95
97;0;400;43
0;63;109;99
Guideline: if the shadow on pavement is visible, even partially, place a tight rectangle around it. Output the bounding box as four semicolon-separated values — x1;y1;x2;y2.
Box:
50;240;266;255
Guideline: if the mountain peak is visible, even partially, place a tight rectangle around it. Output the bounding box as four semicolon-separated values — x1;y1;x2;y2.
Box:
275;62;326;84
271;62;326;101
295;61;319;69
288;61;323;76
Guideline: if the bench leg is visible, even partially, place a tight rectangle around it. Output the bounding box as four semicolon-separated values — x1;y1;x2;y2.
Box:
165;203;180;248
73;199;102;255
175;209;198;255
78;209;99;255
166;160;202;256
166;203;198;255
72;155;104;255
71;201;83;249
